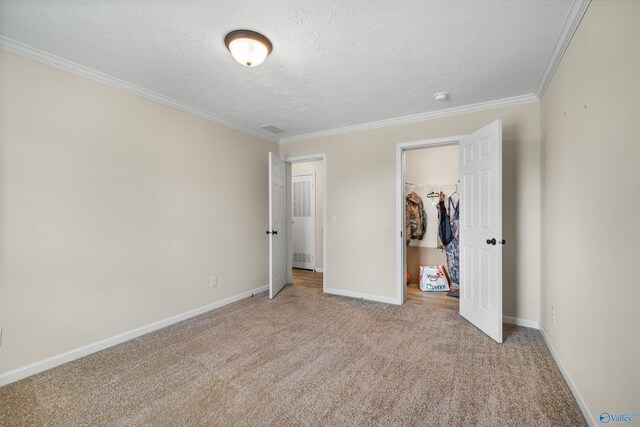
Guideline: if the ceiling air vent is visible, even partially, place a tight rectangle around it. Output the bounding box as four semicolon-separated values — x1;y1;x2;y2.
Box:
261;125;286;134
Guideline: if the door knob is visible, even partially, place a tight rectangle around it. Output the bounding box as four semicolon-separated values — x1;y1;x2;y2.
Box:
486;238;496;245
499;239;506;245
266;230;271;235
272;230;278;235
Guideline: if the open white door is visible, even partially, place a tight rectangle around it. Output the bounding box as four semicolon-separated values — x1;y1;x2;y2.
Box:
269;152;287;298
459;120;503;343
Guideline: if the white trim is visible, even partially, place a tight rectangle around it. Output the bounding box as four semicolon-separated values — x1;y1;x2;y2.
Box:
314;267;324;273
396;145;404;306
1;34;548;146
0;36;278;144
396;135;467;150
279;94;538;144
292;172;316;177
323;156;328;294
540;324;596;426
0;284;268;387
4;6;591;146
325;288;400;305
285;161;293;285
396;136;465;305
284;153;327;294
503;316;540;329
285;154;325;163
535;0;591;99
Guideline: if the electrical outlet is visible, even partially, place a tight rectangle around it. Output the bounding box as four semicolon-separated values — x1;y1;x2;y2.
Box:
373;271;381;280
551;305;556;324
210;276;218;287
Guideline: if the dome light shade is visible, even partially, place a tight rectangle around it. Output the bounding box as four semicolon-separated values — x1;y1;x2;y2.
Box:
225;30;272;67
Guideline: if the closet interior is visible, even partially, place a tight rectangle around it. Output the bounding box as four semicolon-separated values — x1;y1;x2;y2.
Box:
404;144;460;306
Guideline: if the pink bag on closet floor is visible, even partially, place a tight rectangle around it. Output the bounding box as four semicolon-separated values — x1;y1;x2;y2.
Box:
419;265;450;292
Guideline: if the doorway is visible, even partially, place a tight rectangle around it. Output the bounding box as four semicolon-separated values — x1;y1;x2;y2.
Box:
287;155;326;290
396;121;504;343
404;144;460;310
268;153;327;299
291;171;316;271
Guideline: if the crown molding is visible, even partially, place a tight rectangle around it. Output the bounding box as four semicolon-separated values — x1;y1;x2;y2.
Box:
535;0;591;99
0;36;279;144
3;0;587;147
279;93;538;144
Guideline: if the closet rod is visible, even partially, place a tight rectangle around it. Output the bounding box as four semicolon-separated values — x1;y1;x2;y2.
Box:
404;182;458;187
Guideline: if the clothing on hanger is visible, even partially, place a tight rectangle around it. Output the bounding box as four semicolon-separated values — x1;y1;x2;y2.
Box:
405;191;427;245
437;197;453;248
446;196;460;285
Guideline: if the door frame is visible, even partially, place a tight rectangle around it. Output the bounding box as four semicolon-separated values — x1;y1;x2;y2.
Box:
285;154;327;293
395;136;466;305
291;171;316;271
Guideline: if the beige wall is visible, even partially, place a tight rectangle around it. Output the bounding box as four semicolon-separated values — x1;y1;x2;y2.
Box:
280;102;541;321
0;50;277;374
540;0;640;420
291;160;324;269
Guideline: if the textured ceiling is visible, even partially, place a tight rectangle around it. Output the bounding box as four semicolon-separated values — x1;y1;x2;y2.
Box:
0;1;572;140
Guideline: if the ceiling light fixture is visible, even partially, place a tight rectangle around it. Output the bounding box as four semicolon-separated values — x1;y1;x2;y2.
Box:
224;30;272;67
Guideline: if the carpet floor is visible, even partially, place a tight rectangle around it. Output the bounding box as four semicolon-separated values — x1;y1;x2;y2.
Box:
0;277;585;426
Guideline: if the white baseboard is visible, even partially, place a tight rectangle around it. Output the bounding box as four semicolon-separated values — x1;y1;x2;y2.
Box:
325;287;400;305
503;315;540;329
539;324;596;426
0;284;269;387
314;267;324;273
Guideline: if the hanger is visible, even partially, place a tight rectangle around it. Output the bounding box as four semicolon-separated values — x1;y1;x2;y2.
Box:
448;181;460;213
404;182;416;194
450;183;459;198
